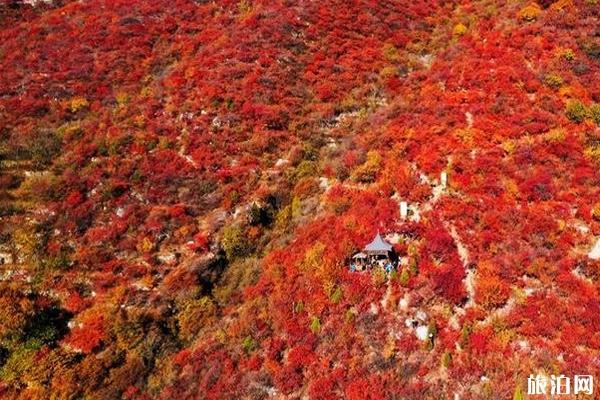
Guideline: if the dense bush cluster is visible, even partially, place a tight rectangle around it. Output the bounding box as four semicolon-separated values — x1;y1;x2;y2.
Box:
1;0;600;399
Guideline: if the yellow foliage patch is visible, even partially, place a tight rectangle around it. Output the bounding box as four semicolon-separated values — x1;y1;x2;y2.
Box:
69;97;89;113
518;4;541;21
383;43;400;62
453;23;468;36
547;127;566;142
550;0;573;11
454;128;474;146
138;237;154;253
115;92;130;106
593;203;600;221
584;144;600;161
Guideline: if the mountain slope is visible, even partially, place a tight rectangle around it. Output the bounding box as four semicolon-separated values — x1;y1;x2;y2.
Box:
1;0;600;399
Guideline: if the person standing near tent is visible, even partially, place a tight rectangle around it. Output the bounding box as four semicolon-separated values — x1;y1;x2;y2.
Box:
385;261;393;274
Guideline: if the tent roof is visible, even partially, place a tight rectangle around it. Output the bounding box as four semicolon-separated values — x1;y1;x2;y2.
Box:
352;252;367;259
364;232;393;253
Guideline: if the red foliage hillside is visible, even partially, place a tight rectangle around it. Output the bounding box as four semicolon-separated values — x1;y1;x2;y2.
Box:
1;0;600;399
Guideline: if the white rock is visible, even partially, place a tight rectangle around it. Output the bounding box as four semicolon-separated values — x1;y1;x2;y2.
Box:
211;116;222;128
275;158;289;168
418;172;430;185
400;201;408;219
517;340;529;350
465;112;473;128
233;205;246;219
0;252;13;265
419;54;433;69
23;0;52;5
131;191;145;202
157;252;176;264
589;238;600;260
449;225;469;266
370;303;378;315
415;325;429;341
24;170;48;177
319;177;330;189
67;321;83;329
183;155;197;168
448;314;460;330
133;281;151;291
381;284;392;309
440;171;448;188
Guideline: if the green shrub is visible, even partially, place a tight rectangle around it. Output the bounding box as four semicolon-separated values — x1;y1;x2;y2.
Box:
294;300;304;313
345;309;356;323
590;103;600;125
275;204;293;231
371;265;386;286
330;287;342;303
213;258;260;304
565;100;587;123
222;225;251;260
248;203;273;226
28;131;61;169
16;307;71;351
40;252;71;271
543;73;563;89
399;268;410;286
310;316;321;333
274;197;301;232
441;351;452;368
294;160;318;180
583;42;600;60
562;48;575;61
301;143;319;161
242;336;255;353
513;384;525;400
177;296;216;341
0;348;35;385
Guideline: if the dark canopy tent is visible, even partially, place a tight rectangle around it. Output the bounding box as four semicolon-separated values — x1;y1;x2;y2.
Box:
363;232;393;255
350;232;397;270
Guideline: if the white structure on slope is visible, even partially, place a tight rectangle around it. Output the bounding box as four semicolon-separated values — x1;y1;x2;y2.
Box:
441;171;448;189
589;238;600;260
400;201;408;220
